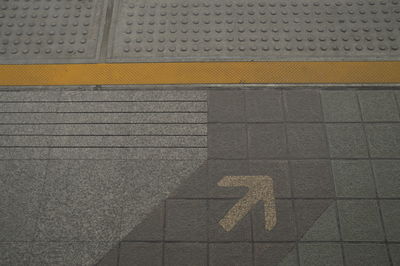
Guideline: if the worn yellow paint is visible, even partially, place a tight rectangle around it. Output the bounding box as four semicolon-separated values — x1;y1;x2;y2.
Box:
0;61;400;85
218;176;276;232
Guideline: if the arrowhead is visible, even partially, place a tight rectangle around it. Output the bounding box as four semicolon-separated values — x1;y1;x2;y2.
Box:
218;176;277;231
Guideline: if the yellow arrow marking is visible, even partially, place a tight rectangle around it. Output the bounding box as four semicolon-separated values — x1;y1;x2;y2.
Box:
218;175;276;232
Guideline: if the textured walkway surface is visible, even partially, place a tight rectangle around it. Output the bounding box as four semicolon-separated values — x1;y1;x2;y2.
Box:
1;0;400;63
0;86;399;266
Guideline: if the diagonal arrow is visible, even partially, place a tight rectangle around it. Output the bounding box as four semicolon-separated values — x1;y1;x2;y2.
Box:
218;175;276;232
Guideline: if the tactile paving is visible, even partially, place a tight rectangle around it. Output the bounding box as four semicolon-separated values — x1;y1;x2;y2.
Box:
109;0;400;61
0;0;106;63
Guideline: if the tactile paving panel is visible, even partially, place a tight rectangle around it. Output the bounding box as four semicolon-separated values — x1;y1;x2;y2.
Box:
109;0;400;61
0;0;106;63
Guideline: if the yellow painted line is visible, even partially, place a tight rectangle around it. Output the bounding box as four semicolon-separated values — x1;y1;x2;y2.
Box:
0;61;400;85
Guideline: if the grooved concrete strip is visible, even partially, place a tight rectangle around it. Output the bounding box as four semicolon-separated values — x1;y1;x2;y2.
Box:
0;90;207;159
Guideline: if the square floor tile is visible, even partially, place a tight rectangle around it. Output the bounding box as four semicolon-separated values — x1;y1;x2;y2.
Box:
170;162;208;198
365;124;400;158
248;123;287;158
389;244;400;266
119;242;162;266
343;244;390;266
124;204;164;241
165;199;207;241
287;124;329;158
372;160;400;198
338;200;385;241
332;160;376;198
165;243;207;266
208;90;245;122
208;199;252;241
284;90;323;122
380;200;400;241
321;91;361;122
209;243;252;266
208;124;247;159
245;89;284;122
299;243;343;266
326;124;369;158
295;200;339;241
254;243;297;266
290;160;335;198
252;199;296;241
358;91;400;121
249;160;291;198
208;160;249;198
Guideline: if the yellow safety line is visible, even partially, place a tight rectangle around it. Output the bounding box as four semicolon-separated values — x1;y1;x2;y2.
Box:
0;61;400;85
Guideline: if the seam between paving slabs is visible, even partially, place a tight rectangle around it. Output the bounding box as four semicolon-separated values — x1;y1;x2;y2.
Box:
356;91;395;266
319;90;347;266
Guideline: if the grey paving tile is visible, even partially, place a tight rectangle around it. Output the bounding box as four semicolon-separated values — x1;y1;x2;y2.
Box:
365;124;400;158
209;243;252;266
252;199;296;241
124;205;164;241
358;91;400;121
326;124;369;158
119;242;162;266
165;199;207;241
245;89;284;122
338;200;385;241
248;123;287;159
170;162;208;198
290;160;335;198
208;160;249;198
249;160;291;198
254;243;297;266
31;242;114;266
332;160;376;198
0;242;31;266
284;90;323;122
287;124;329;158
117;160;204;238
299;243;343;266
343;244;390;266
0;161;47;241
389;244;400;266
208;123;247;159
372;160;400;198
278;248;299;266
380;200;400;241
208;199;252;241
208;90;245;122
165;243;207;266
95;247;118;266
320;91;361;122
295;200;339;241
35;160;124;242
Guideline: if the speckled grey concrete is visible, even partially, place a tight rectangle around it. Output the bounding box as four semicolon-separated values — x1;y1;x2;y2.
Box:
2;87;400;266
